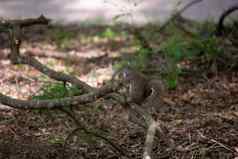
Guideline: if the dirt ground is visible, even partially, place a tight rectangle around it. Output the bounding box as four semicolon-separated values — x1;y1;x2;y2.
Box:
0;25;237;159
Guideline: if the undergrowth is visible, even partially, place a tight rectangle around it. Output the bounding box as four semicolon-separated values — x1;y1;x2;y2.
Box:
32;82;82;100
49;27;76;49
31;82;82;114
115;21;224;89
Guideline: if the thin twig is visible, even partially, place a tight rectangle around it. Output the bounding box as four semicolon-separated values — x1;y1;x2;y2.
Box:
143;120;158;159
60;108;130;158
216;5;238;36
159;0;204;32
198;131;235;153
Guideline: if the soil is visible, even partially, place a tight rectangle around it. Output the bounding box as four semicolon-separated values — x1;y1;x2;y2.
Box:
0;24;237;159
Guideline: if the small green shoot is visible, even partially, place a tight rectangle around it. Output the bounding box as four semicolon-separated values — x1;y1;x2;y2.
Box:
161;35;189;62
50;27;75;49
113;46;152;71
32;83;82;100
190;35;223;61
48;136;65;145
31;83;82;113
100;27;119;39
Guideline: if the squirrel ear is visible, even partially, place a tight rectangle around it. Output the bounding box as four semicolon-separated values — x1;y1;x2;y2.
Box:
122;70;128;78
122;67;131;77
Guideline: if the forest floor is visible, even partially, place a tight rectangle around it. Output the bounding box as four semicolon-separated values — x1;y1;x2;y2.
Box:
0;24;237;159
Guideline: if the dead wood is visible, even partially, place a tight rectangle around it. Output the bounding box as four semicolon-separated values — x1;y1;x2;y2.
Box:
216;5;238;36
0;16;116;109
0;16;126;158
159;0;204;32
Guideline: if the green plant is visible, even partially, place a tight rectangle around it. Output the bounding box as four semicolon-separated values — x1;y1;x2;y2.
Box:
160;28;222;89
161;35;189;62
191;21;223;60
48;136;65;145
160;35;189;89
190;35;223;60
100;27;119;39
114;46;152;71
164;61;182;89
31;83;82;113
50;28;75;49
198;20;217;35
32;83;82;100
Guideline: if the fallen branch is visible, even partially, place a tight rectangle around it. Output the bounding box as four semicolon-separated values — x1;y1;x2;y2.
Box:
61;108;130;158
198;131;235;153
0;15;50;29
143;120;157;159
0;16;121;110
159;0;204;32
0;50;96;92
129;103;174;159
216;5;238;36
0;15;127;158
19;54;95;92
0;83;114;109
2;16;94;92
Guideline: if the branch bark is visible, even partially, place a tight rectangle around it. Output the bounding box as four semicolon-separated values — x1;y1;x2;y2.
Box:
19;54;95;92
62;108;130;158
0;15;118;109
0;16;128;158
0;83;114;109
216;5;238;36
0;15;49;29
159;0;204;32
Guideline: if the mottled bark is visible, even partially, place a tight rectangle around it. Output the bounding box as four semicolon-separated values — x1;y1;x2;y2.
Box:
0;83;113;109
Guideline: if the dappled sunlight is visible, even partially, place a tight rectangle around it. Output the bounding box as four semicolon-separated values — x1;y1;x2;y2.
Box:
0;24;134;100
0;3;238;159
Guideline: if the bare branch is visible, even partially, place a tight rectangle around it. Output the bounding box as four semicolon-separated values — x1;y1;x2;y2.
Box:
143;120;157;159
61;108;129;158
0;16;127;158
0;15;50;29
159;0;204;32
19;55;95;92
216;5;238;36
0;16;121;110
3;15;94;92
0;83;114;109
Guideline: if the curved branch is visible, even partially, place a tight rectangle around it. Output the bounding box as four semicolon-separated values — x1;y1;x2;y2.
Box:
216;5;238;36
61;109;129;158
3;15;94;92
159;0;203;32
0;83;114;109
19;55;95;92
0;16;116;110
0;15;119;110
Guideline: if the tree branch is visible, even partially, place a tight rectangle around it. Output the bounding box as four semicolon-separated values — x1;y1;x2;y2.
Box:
159;0;204;32
0;83;114;109
2;15;94;92
216;5;238;36
0;15;50;29
61;108;129;158
19;54;95;92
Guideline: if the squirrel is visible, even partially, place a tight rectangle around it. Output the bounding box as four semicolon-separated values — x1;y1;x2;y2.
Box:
112;67;166;106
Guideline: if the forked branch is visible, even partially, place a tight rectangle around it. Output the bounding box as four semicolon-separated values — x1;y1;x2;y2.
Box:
0;15;115;109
